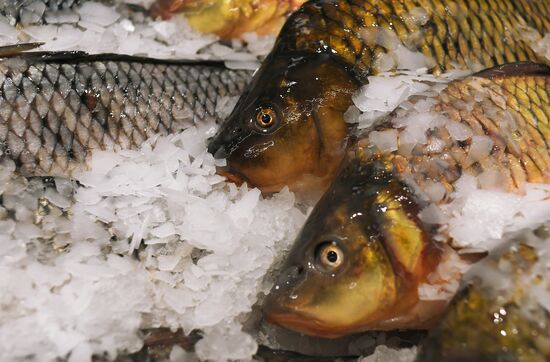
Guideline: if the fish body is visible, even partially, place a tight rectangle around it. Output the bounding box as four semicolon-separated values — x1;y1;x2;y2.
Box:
263;62;550;337
0;0;87;25
208;0;550;194
150;0;305;38
0;48;252;177
417;227;550;362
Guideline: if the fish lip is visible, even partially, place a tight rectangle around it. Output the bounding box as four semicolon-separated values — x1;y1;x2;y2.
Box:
264;308;349;339
262;288;337;338
216;166;247;186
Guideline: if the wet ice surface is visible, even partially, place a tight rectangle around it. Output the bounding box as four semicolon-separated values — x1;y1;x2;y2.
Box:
0;0;275;68
0;2;298;361
0;123;306;361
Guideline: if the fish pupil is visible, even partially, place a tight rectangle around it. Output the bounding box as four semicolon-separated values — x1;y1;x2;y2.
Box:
261;113;272;125
327;250;338;263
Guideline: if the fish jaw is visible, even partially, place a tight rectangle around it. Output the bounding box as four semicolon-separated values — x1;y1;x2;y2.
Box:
264;290;447;338
263;297;353;338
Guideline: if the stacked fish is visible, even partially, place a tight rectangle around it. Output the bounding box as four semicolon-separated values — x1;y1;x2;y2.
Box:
207;0;550;359
1;0;550;361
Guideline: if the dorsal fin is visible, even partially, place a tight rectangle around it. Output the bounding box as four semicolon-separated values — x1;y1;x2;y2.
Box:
475;61;550;79
0;44;232;68
0;43;44;58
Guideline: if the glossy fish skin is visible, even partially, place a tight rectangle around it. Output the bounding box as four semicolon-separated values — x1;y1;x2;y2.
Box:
0;50;252;178
208;0;550;194
263;63;550;338
210;52;359;193
417;231;550;362
393;62;550;192
263;154;443;337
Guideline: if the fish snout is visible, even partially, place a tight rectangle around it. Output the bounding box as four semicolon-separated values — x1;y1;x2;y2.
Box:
212;145;226;159
274;265;303;289
206;132;227;158
206;121;249;158
263;265;304;312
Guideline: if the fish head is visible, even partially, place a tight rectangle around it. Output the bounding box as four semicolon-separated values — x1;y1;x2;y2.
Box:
208;52;359;194
263;154;443;337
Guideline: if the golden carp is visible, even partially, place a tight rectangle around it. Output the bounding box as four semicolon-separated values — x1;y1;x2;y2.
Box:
208;0;550;194
417;226;550;362
149;0;305;38
263;62;550;337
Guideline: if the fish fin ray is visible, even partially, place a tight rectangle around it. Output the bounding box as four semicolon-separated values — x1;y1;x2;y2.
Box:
0;46;230;68
475;62;550;79
0;43;45;58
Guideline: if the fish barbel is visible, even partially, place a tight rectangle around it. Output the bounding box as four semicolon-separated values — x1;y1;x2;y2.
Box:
0;45;253;178
208;0;550;194
417;226;550;362
263;62;550;337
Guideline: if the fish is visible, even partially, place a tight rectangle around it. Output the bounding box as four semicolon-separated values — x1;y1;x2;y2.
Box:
208;0;550;194
416;226;550;362
262;62;550;338
0;0;87;26
149;0;305;38
0;44;253;178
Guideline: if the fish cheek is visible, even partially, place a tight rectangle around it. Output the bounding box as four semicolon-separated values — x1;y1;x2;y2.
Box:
228;114;322;191
294;225;397;332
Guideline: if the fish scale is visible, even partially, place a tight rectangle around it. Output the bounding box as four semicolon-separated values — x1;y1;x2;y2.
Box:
262;63;550;338
417;230;550;362
277;0;549;77
208;0;549;195
369;72;550;192
0;52;252;177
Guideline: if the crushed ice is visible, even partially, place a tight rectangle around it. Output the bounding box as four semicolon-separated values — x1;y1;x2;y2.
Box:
0;123;306;361
0;1;275;67
1;1;549;361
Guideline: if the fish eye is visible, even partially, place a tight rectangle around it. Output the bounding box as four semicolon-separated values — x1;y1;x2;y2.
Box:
316;241;344;271
254;105;279;133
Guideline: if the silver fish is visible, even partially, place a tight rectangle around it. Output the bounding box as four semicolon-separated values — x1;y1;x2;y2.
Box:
0;46;253;177
0;0;87;25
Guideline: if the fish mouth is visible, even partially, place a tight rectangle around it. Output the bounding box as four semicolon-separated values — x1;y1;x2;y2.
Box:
263;291;348;338
266;312;328;336
216;162;298;194
216;166;247;186
264;307;354;339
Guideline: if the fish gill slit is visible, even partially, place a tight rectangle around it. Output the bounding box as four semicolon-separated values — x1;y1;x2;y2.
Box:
376;231;411;287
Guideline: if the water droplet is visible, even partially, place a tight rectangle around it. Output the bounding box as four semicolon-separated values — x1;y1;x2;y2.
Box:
499;307;507;316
